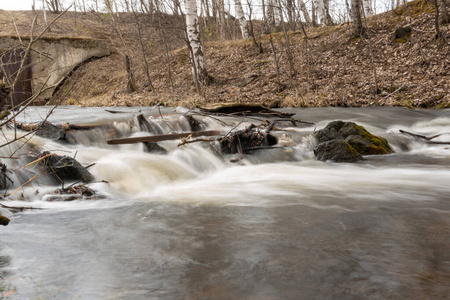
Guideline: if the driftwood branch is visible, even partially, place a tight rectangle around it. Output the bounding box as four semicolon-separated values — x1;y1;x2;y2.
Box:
107;130;223;145
399;129;450;144
0;202;42;210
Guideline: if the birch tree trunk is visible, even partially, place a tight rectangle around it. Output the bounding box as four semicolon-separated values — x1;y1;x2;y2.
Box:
298;0;312;25
350;0;363;36
272;0;281;26
363;0;373;16
323;0;334;24
313;0;326;25
42;0;48;26
185;0;209;86
235;0;249;38
286;0;294;26
218;0;226;39
261;0;267;21
311;0;317;26
266;0;275;26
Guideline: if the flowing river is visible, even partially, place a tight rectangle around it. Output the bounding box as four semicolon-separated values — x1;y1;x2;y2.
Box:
1;106;450;299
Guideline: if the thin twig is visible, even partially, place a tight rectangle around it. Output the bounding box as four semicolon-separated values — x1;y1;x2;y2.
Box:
19;153;53;170
9;175;38;197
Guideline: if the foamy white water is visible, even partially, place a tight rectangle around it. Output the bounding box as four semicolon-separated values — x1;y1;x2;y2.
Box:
1;106;450;299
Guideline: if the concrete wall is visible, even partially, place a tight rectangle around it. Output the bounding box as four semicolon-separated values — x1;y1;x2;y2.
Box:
0;36;111;104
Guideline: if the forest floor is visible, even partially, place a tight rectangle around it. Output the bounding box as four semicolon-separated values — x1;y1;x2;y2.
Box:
1;0;449;108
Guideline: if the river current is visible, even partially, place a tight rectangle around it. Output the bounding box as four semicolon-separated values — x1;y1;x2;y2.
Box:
1;106;450;299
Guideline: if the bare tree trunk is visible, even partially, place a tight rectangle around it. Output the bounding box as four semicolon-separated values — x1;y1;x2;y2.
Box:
432;0;442;37
438;0;449;24
261;0;267;21
218;0;226;39
246;0;264;53
125;55;136;93
266;0;275;26
235;0;249;38
323;0;334;24
350;0;363;36
311;0;317;26
345;0;350;22
186;0;209;87
363;0;373;16
273;0;281;26
298;0;311;26
313;0;326;25
43;0;48;26
286;0;294;26
203;0;211;17
278;0;296;77
133;11;154;91
269;35;282;92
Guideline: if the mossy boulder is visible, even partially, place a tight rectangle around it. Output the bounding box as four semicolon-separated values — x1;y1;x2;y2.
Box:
314;140;363;162
314;121;392;155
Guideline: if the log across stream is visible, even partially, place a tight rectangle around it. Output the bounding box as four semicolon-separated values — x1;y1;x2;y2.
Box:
1;106;450;299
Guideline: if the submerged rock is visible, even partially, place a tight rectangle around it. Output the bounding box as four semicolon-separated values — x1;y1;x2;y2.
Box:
0;215;10;226
44;184;98;201
314;140;363;162
35;121;66;140
219;128;277;154
143;142;167;154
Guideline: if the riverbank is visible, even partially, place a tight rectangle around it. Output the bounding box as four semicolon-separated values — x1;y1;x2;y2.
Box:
2;0;449;108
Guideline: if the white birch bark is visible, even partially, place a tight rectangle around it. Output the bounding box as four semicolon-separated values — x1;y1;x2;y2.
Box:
272;0;281;26
266;0;275;26
298;0;311;25
234;0;249;38
42;0;48;25
363;0;373;16
185;0;208;85
313;0;326;24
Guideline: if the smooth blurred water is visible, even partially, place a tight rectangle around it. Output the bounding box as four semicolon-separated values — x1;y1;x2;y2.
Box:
1;106;450;299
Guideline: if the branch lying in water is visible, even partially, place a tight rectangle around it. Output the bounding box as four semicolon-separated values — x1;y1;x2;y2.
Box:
0;202;42;211
107;130;223;145
399;130;450;144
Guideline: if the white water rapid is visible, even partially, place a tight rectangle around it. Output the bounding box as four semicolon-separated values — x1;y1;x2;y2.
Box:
1;106;450;299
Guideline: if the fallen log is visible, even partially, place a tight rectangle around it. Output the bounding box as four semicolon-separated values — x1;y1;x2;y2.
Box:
199;103;294;118
16;121;110;132
105;109;139;114
61;123;110;131
0;202;42;211
107;130;223;145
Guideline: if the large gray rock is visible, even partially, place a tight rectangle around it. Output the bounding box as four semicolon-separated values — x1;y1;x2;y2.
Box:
315;121;392;155
41;154;94;183
314;140;363;162
35;121;66;140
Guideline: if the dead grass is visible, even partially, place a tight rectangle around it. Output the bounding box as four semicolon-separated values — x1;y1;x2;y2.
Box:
1;0;449;108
